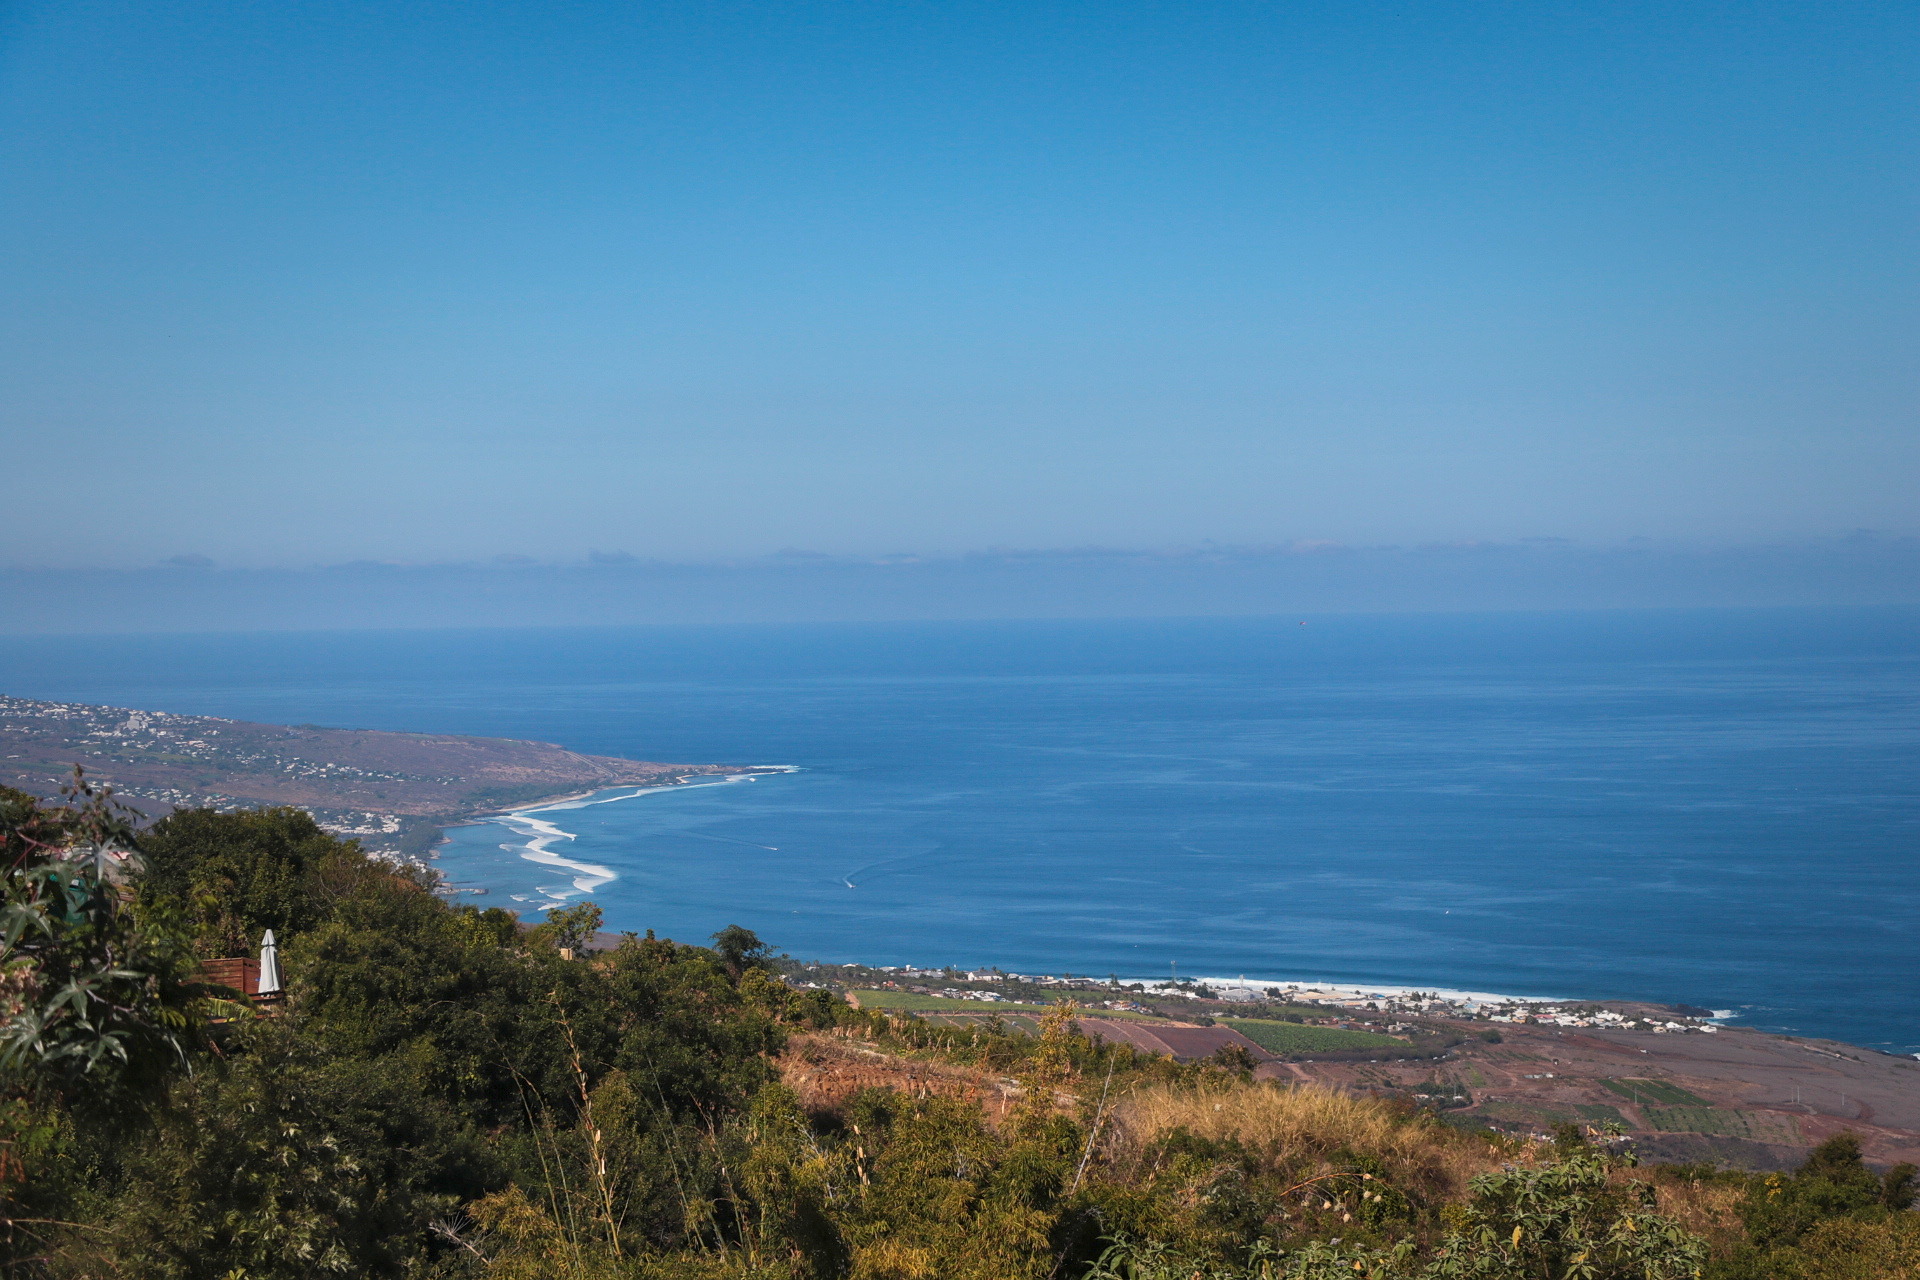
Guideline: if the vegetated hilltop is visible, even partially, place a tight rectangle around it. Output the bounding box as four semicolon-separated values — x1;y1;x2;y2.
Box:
0;694;738;851
6;786;1916;1280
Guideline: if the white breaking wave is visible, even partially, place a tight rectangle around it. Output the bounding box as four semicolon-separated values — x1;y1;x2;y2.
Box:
492;769;800;908
1134;976;1568;1006
491;809;616;906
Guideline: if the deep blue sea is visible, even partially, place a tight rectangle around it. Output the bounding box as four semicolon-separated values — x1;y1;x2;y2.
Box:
2;609;1915;1053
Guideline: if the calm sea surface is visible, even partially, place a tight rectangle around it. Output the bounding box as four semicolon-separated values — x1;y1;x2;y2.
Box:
2;609;1915;1052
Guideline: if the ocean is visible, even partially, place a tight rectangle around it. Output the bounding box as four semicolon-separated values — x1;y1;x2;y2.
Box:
2;608;1915;1053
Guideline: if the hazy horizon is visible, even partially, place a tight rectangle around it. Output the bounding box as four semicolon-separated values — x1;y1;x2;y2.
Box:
5;534;1916;634
4;1;1916;577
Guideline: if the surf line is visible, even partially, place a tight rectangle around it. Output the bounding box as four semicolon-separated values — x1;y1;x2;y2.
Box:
490;785;675;904
490;809;616;905
492;767;801;905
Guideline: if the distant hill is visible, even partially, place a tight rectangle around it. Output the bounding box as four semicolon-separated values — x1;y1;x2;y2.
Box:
0;694;738;853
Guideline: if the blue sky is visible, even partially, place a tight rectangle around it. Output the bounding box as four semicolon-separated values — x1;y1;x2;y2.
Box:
2;1;1914;571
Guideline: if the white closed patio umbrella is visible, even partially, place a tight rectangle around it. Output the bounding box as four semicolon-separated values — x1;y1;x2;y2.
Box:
257;929;283;997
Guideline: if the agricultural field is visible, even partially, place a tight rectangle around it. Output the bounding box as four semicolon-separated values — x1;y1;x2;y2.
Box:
914;1013;1046;1035
1476;1100;1579;1127
1643;1106;1803;1143
1574;1104;1630;1125
1217;1018;1411;1055
1601;1078;1710;1107
850;990;1159;1019
851;990;1059;1014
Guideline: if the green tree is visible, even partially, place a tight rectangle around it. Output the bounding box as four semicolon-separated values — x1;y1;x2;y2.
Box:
138;805;365;957
1426;1147;1704;1279
0;778;214;1088
711;924;774;980
1710;1133;1920;1280
533;900;604;954
0;778;232;1274
74;1025;485;1279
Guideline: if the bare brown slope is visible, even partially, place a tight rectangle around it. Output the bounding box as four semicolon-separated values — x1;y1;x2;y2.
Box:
1276;1020;1920;1170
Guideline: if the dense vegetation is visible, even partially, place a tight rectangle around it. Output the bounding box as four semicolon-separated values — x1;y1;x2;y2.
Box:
1;780;1913;1278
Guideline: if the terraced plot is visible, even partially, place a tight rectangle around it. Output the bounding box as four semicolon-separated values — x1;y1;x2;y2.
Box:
1602;1078;1710;1107
913;1013;1045;1035
1643;1107;1802;1143
851;990;1159;1018
1218;1019;1411;1055
852;990;1061;1014
1477;1101;1578;1127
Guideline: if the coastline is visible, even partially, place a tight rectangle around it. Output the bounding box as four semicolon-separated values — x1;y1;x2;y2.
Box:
462;764;800;822
419;767;1902;1057
1145;975;1570;1009
431;767;800;910
427;772;1744;1030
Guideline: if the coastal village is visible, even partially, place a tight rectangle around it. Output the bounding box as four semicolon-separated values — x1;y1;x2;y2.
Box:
803;963;1724;1034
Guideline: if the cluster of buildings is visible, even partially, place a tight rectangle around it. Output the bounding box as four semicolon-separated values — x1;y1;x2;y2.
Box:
1481;1004;1629;1026
869;966;1112;990
1477;1004;1717;1033
1167;980;1721;1033
839;966;1722;1035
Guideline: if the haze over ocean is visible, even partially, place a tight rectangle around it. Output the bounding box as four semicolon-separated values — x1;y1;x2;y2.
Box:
2;607;1914;1053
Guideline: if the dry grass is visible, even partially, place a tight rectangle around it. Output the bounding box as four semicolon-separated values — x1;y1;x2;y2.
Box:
1109;1081;1511;1200
778;1032;1016;1121
1634;1172;1749;1252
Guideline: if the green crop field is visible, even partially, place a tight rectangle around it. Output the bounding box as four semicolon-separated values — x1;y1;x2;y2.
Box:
850;990;1059;1014
910;1013;1045;1035
1575;1104;1629;1125
849;991;1160;1019
1477;1101;1578;1126
1642;1107;1801;1144
1602;1078;1709;1107
1218;1019;1411;1055
1225;1005;1339;1020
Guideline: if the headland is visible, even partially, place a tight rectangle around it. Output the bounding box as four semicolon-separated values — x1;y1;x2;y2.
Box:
0;693;747;856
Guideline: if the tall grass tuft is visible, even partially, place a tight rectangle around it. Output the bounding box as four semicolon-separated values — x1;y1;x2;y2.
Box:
1112;1081;1507;1200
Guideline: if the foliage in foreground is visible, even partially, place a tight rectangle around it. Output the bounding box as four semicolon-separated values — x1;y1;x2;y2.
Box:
1088;1144;1704;1280
0;787;1911;1279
